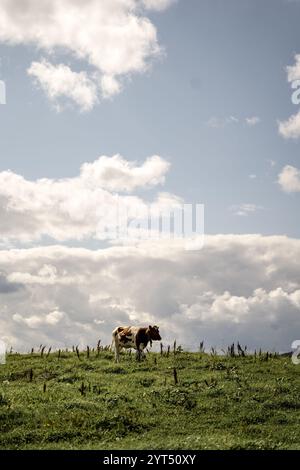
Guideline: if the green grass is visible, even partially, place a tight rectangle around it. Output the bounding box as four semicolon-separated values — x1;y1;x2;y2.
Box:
0;349;300;450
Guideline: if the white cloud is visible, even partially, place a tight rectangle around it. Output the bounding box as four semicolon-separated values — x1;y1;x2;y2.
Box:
229;203;263;217
278;165;300;193
100;75;122;99
80;154;170;192
181;288;300;325
0;0;174;109
287;54;300;82
278;55;300;139
207;116;261;129
13;310;65;329
1;235;300;351
207;116;239;128
0;154;175;243
28;60;98;112
245;116;261;126
142;0;176;11
278;110;300;139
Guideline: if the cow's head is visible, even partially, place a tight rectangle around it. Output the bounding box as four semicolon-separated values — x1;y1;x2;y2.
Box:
148;325;161;341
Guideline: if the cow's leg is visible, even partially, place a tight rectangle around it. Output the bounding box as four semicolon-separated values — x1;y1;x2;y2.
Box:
112;333;120;363
116;342;120;363
136;344;145;362
135;348;141;362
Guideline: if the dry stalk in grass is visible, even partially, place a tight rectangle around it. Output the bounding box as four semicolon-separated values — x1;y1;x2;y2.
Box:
79;382;85;396
97;340;101;357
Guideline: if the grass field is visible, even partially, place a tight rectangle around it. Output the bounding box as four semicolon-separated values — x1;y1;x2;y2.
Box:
0;346;299;450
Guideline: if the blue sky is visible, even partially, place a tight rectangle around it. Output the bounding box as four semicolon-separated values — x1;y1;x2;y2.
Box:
0;0;299;238
0;0;300;350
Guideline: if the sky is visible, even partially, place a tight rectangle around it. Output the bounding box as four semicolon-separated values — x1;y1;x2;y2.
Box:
0;0;300;352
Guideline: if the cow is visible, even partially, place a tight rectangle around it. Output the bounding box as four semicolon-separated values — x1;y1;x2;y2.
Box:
112;325;161;362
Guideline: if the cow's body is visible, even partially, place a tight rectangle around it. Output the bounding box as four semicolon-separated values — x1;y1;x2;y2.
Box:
112;325;161;362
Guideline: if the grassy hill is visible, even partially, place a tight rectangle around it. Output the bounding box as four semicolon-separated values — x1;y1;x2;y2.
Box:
0;347;300;450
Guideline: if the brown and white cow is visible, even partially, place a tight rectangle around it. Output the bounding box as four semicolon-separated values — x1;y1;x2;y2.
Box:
112;325;161;362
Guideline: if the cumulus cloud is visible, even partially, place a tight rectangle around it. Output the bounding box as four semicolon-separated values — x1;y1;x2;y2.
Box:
278;165;300;193
278;110;300;139
0;154;174;243
0;272;23;294
80;154;170;192
142;0;176;10
286;54;300;83
1;235;300;352
100;75;122;99
13;310;65;329
0;0;174;110
28;60;98;112
279;55;300;139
